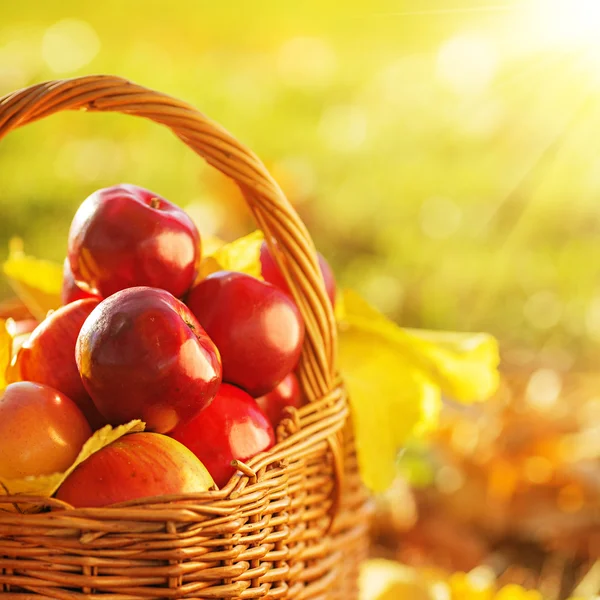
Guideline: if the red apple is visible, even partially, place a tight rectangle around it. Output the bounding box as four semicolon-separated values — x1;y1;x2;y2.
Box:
260;241;336;306
11;298;107;430
256;372;303;429
68;184;200;298
55;432;214;508
61;258;100;305
186;271;305;397
170;383;275;488
0;382;91;479
76;287;221;434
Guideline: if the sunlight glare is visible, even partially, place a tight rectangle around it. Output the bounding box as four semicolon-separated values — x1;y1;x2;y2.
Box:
529;0;600;47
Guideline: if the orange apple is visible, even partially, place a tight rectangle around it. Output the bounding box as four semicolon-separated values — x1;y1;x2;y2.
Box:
0;382;92;479
11;298;106;429
55;432;214;508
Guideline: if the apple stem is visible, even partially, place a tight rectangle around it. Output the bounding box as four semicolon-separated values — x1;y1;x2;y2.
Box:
149;197;161;210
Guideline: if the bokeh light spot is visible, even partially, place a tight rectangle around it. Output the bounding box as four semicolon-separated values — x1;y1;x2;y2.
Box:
435;465;465;495
54;139;124;183
436;33;498;96
419;197;462;240
277;36;336;88
42;19;100;74
523;290;563;330
450;420;480;456
319;105;368;151
526;368;562;409
557;483;585;513
523;455;553;484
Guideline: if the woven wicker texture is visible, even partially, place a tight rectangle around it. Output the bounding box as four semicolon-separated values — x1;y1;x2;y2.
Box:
0;76;372;599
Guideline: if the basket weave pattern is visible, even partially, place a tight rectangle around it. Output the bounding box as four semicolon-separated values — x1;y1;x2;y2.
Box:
0;76;372;599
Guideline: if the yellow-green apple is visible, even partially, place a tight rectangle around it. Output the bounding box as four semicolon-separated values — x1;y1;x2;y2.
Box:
55;432;214;507
0;382;91;479
11;298;106;429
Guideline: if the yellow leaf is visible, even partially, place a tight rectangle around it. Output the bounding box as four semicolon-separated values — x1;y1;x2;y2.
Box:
197;230;264;280
3;239;62;321
338;290;499;403
202;234;226;256
402;328;500;403
338;321;442;492
0;320;10;391
337;289;499;492
0;420;145;511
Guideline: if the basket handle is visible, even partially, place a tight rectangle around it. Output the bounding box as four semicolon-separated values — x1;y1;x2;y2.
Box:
0;75;337;402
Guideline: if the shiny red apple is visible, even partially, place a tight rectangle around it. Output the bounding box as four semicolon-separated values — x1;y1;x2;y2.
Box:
55;432;214;508
76;287;221;434
260;241;336;305
0;382;91;479
11;298;106;429
170;383;275;488
61;258;100;305
186;271;305;397
68;184;200;298
256;372;304;429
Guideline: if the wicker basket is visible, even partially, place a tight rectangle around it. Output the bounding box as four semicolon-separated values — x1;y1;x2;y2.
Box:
0;76;372;599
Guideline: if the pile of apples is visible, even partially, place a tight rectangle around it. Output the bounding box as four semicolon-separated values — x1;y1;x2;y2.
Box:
0;184;336;508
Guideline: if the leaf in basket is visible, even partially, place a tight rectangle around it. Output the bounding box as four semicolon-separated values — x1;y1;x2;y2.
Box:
336;289;499;492
2;238;62;321
197;230;264;280
202;234;227;256
0;319;11;391
0;420;145;503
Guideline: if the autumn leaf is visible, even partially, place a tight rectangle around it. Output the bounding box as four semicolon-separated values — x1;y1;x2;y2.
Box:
2;238;62;321
402;328;500;404
0;420;145;510
337;289;499;492
197;230;264;280
202;235;227;256
0;319;11;391
338;323;442;492
337;290;499;404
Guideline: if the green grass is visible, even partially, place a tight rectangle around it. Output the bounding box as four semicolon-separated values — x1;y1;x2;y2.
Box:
2;0;600;367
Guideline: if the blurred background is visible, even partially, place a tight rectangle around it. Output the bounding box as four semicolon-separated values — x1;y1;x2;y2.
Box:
3;2;600;596
3;0;600;372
